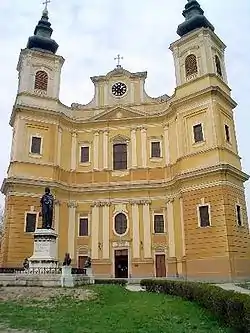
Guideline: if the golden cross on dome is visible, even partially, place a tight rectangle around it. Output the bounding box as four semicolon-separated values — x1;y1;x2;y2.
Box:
114;54;123;68
43;0;51;10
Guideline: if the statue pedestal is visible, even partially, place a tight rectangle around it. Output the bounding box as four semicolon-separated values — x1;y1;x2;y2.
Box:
28;229;58;272
86;267;95;284
61;266;74;287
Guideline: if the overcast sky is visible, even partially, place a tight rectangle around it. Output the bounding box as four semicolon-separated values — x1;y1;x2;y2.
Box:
0;0;249;214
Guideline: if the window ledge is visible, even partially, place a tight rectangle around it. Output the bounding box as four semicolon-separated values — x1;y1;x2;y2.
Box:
77;235;89;238
112;170;129;177
197;225;212;229
29;153;42;159
79;162;91;166
153;232;166;235
150;157;163;162
192;140;206;147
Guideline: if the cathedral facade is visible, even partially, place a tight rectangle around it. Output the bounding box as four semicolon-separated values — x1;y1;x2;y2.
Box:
1;1;250;281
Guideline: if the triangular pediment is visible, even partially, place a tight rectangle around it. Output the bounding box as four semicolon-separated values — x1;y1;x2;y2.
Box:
91;106;146;121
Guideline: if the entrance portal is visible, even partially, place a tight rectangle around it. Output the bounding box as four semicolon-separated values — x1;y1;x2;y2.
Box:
155;254;166;277
115;249;128;278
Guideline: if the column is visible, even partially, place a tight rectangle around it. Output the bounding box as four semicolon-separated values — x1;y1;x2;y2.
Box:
54;200;60;257
91;202;100;259
70;131;77;171
67;201;77;260
175;117;180;160
164;124;170;165
142;200;151;258
57;127;62;166
93;131;99;170
140;127;147;168
102;203;110;259
179;196;186;257
103;130;109;170
131;201;140;258
167;199;176;258
172;47;181;86
131;128;137;168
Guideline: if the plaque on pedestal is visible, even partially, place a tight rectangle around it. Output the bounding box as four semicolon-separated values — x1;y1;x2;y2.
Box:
28;228;58;272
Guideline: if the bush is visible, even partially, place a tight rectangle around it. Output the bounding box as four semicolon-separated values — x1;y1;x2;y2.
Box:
140;279;250;333
95;279;127;286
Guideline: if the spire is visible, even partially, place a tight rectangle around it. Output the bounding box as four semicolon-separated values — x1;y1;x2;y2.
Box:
177;0;215;37
26;6;58;54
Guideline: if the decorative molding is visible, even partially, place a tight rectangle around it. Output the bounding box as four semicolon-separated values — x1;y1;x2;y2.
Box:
67;201;78;209
54;199;61;205
112;241;130;248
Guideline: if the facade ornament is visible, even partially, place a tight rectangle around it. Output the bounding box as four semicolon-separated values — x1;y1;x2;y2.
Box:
67;201;78;209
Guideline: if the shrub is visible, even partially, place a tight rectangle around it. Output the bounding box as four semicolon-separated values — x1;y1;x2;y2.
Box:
140;279;250;333
95;279;127;286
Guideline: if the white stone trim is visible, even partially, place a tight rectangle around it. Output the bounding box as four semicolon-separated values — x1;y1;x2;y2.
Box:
192;122;205;145
57;127;62;166
131;128;137;168
197;203;211;228
93;131;100;170
164;125;170;165
112;246;131;279
103;131;109;169
70;132;77;171
140;127;147;168
152;212;165;234
78;214;89;237
179;196;186;257
67;201;77;259
24;211;39;233
149;138;163;159
29;134;43;156
79;143;91;165
113;211;129;237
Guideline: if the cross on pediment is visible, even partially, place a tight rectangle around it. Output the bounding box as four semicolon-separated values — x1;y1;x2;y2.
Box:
114;54;123;68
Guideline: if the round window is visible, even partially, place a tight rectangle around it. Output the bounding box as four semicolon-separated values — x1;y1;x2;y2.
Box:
114;213;127;235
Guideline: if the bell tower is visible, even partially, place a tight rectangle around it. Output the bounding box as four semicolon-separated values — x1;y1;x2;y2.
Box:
170;0;228;87
16;6;64;100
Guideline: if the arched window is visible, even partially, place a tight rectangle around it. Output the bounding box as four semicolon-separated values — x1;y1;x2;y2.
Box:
185;54;198;78
114;213;128;235
113;143;127;170
215;55;222;76
34;70;48;91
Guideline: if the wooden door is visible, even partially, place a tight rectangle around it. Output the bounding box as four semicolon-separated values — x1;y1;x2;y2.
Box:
155;254;166;277
78;256;88;269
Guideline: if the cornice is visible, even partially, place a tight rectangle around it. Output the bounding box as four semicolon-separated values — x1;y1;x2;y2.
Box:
2;163;248;196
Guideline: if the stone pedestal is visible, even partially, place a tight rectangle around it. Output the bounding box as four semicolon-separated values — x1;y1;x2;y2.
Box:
61;266;74;287
28;229;58;272
86;267;95;284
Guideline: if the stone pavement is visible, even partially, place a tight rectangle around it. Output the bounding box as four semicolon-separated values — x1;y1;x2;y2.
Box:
216;283;250;295
125;284;144;292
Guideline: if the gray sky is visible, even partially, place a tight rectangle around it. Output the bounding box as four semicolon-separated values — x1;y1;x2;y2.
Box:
0;0;249;214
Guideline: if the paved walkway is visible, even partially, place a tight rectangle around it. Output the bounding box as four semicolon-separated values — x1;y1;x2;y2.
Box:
125;284;144;292
216;283;250;295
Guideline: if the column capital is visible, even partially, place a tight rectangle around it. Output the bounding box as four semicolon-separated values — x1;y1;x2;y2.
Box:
140;199;151;206
54;199;61;206
94;130;101;136
166;197;174;205
70;130;77;137
67;200;78;208
58;126;63;133
163;123;169;130
130;199;141;206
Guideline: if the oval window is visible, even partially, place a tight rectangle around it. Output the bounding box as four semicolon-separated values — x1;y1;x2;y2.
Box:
114;213;127;235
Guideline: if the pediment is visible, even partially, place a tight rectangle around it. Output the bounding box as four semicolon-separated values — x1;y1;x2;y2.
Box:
91;106;146;121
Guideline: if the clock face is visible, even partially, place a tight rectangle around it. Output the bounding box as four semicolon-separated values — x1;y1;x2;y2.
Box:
111;82;127;97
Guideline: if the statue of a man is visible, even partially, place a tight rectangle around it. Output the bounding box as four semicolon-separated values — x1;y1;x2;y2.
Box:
40;187;54;229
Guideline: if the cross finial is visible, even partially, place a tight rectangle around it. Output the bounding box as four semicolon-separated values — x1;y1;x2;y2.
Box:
43;0;51;10
114;54;123;68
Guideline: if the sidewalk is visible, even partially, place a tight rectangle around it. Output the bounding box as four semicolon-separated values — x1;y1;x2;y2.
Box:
216;283;250;295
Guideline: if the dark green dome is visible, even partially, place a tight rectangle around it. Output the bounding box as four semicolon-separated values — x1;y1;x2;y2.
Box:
27;9;58;54
177;0;214;37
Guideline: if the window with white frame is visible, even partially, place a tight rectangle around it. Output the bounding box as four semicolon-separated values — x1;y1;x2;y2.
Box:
151;141;161;158
25;212;37;233
154;214;165;233
236;205;243;226
113;143;127;170
198;205;211;227
79;217;89;236
30;136;42;154
80;146;90;163
193;124;204;143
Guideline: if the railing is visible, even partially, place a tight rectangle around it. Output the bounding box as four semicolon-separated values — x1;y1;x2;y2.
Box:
0;267;87;275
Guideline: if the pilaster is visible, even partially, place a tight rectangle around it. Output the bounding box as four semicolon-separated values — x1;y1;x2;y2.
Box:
131;200;140;258
67;201;77;260
57;127;62;166
140;127;147;168
54;199;60;257
93;131;100;170
102;202;110;259
164;124;170;165
103;130;109;170
70;131;77;171
142;200;151;258
166;198;176;258
131;128;137;168
91;202;100;259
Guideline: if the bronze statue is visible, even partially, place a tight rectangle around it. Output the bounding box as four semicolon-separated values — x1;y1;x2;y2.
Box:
63;253;72;266
40;187;54;229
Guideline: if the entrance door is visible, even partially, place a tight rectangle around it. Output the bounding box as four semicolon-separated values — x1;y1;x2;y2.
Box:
115;249;128;278
155;254;166;277
78;256;88;269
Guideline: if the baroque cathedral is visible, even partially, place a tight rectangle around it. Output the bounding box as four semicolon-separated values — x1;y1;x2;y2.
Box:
1;0;250;281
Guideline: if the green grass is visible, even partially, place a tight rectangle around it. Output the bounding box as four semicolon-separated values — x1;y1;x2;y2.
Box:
0;285;233;333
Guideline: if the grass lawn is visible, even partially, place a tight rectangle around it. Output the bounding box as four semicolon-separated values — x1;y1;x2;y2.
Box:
0;285;233;333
